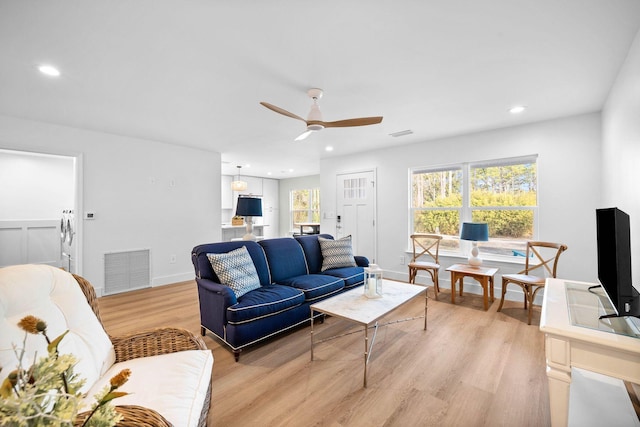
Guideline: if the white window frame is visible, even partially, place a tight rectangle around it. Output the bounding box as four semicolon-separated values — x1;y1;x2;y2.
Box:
410;155;538;261
289;188;320;233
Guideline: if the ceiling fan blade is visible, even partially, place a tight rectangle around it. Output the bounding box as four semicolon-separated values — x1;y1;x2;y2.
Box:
320;116;383;128
260;102;306;122
294;130;313;141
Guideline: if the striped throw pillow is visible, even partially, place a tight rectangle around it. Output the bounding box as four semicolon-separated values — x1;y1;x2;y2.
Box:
207;246;261;298
319;236;357;271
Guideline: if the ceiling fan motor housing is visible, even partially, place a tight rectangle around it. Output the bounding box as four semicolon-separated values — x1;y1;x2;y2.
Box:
307;94;323;127
307;103;324;130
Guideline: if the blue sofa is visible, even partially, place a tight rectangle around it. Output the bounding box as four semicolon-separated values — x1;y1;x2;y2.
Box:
191;234;369;360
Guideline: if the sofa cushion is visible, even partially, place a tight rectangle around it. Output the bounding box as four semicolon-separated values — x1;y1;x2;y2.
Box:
0;264;115;394
226;284;305;324
258;238;309;282
294;234;334;274
322;266;365;289
83;349;213;427
207;246;261;298
277;274;345;302
319;235;357;271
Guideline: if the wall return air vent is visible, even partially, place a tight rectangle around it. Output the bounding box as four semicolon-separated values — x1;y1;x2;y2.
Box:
104;249;150;295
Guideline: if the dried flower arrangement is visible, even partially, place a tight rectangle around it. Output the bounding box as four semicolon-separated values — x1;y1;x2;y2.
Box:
0;315;130;426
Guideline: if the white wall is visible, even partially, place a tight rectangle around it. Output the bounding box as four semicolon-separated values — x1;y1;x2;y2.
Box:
602;28;640;291
278;175;321;236
0;150;74;220
0;115;221;294
320;113;602;286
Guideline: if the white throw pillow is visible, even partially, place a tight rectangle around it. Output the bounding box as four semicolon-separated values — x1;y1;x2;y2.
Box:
319;236;357;271
207;246;261;298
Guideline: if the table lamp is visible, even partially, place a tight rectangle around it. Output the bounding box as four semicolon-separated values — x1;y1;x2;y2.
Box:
235;196;263;241
460;222;489;267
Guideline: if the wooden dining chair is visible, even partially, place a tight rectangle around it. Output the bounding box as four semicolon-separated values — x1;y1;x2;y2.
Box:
497;241;568;324
408;234;442;299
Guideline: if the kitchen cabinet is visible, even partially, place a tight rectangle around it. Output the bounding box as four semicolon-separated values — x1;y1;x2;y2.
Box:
221;175;233;209
221;175;279;238
261;178;279;238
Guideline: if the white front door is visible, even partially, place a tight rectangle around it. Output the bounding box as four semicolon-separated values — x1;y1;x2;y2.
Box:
336;170;376;263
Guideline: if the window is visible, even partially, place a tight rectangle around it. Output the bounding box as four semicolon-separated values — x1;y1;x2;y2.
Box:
411;166;463;252
411;156;537;258
290;188;320;231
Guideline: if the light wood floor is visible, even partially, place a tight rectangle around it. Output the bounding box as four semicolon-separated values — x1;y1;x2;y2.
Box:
98;281;551;427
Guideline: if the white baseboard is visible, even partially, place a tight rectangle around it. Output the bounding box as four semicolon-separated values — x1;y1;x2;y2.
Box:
94;272;194;297
152;272;193;287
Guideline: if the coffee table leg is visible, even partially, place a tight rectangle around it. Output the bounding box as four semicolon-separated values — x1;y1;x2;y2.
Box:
363;325;368;387
424;289;428;330
310;310;315;361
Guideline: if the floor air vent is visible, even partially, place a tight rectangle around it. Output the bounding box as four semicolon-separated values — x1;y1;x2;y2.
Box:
104;249;150;295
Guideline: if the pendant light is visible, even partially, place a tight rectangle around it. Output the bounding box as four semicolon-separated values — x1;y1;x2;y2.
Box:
231;165;248;191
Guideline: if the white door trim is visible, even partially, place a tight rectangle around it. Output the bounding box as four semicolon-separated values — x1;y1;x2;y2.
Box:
0;148;83;275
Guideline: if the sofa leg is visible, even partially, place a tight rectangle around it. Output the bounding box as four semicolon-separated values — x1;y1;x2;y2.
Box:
233;349;242;362
200;326;206;336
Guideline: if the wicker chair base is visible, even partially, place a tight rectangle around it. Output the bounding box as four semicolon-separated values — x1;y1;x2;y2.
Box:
75;405;172;426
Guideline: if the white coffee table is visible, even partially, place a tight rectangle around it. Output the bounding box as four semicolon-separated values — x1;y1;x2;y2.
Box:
310;279;427;387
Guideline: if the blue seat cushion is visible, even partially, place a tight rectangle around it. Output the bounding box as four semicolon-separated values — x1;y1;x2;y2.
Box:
322;266;365;289
276;274;344;302
227;284;305;324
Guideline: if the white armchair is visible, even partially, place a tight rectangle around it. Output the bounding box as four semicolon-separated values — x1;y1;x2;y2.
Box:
0;264;213;426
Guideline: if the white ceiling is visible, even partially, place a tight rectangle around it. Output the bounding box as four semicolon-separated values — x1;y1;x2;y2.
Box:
1;1;639;178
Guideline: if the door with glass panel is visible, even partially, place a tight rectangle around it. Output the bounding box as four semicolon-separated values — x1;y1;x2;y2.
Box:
336;170;376;263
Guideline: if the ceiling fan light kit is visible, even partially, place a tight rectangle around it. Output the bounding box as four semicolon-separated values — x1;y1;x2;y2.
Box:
260;88;383;141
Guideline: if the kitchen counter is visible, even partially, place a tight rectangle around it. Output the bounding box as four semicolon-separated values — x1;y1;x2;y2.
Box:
221;224;267;241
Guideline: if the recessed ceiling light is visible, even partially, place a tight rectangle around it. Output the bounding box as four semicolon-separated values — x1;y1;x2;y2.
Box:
325;146;333;152
38;64;61;77
509;105;526;114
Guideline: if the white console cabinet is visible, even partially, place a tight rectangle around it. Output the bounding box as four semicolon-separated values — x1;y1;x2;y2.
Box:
540;278;640;427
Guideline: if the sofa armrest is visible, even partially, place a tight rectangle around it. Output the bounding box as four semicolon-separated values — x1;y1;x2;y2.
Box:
196;278;237;338
354;255;369;267
110;327;207;363
197;278;237;303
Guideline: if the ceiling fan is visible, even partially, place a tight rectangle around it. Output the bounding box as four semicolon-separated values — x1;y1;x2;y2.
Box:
260;88;383;141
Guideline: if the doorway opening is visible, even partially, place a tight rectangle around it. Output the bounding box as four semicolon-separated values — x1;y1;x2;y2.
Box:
0;149;82;273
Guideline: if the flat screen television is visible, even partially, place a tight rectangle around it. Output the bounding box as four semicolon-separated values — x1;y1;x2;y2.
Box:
595;207;640;318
